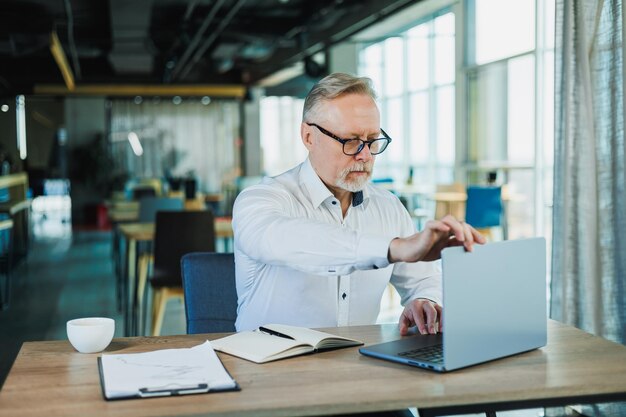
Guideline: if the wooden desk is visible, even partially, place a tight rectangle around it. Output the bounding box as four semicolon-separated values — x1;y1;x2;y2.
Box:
108;208;140;223
118;223;156;336
1;321;625;417
108;205;141;311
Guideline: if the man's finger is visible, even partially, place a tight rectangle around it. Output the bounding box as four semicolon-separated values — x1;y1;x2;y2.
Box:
398;310;411;335
423;301;438;334
441;215;465;243
462;222;474;251
435;304;443;332
469;224;487;244
423;219;451;235
412;303;427;335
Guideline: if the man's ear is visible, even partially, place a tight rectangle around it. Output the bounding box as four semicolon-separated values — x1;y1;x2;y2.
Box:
301;122;314;151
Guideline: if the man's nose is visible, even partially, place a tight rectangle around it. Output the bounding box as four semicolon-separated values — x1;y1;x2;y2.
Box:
355;143;373;161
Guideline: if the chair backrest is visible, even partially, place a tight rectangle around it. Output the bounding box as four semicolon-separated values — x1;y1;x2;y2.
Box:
436;182;465;193
132;186;157;200
181;252;237;334
138;197;184;222
152;211;216;286
465;185;503;228
434;182;466;220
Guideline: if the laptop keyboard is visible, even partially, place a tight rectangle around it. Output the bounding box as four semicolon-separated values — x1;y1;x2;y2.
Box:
398;344;444;364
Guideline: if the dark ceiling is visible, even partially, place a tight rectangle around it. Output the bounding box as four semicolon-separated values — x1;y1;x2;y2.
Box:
0;0;418;96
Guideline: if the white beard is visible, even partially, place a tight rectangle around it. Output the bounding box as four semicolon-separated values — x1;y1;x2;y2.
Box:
335;162;373;192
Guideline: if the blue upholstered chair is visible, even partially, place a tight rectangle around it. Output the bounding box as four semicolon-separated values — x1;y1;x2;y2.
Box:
465;185;503;240
180;252;237;334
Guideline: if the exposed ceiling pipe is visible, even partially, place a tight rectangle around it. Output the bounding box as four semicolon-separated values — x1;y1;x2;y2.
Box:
176;0;247;81
63;0;81;79
183;0;199;21
170;0;228;81
50;30;75;90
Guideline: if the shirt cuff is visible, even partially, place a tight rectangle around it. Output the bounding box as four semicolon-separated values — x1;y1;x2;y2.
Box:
356;234;392;270
409;294;442;307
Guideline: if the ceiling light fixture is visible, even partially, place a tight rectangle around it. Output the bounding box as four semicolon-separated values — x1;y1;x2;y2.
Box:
16;95;27;160
127;131;144;156
0;104;8;113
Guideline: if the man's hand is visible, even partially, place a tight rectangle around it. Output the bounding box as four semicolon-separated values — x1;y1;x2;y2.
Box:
388;215;486;263
399;298;442;336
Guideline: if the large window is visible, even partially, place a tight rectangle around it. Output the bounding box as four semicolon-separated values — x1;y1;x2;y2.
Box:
259;0;555;245
260;96;306;176
464;0;555;240
359;11;456;185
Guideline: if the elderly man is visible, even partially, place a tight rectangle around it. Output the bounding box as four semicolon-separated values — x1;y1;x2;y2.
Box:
233;72;484;334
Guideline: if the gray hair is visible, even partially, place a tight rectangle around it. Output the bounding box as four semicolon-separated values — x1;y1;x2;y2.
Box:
302;72;377;122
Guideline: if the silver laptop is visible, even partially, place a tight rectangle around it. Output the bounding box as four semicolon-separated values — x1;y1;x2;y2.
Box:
359;237;547;372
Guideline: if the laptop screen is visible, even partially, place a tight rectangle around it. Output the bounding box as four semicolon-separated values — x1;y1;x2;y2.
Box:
442;237;547;370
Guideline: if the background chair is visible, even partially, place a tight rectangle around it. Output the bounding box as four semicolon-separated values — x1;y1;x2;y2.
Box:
131;186;156;200
433;182;466;220
138;197;184;222
127;178;163;200
135;196;185;329
465;185;504;241
181;252;237;334
148;210;215;335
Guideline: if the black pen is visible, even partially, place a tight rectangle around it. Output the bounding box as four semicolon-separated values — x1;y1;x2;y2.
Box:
259;326;295;340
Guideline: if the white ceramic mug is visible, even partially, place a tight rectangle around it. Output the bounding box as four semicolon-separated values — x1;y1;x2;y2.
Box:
66;317;115;353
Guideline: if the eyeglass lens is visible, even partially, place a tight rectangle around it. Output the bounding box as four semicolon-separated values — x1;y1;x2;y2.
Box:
344;139;386;155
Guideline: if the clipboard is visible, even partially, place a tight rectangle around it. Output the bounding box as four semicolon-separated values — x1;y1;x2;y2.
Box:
97;341;240;401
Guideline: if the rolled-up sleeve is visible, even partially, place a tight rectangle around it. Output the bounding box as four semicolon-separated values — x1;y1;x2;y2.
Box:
233;185;391;276
388;206;443;306
390;260;442;306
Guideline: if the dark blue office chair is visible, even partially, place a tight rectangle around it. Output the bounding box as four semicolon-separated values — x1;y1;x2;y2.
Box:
465;185;503;240
180;252;237;334
135;196;185;331
149;211;216;335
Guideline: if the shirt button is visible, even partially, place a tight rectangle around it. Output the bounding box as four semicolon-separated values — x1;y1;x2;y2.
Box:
342;292;347;300
332;201;337;205
373;265;379;270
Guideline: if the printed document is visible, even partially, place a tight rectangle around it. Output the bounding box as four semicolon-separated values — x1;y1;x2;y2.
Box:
99;341;237;399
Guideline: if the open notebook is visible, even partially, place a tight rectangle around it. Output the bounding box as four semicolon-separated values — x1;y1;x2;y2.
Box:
211;323;363;363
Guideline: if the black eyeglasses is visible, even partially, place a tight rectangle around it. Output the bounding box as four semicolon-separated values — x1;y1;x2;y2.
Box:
306;123;392;156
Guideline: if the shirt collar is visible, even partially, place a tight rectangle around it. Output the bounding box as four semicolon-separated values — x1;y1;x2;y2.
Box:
300;158;370;209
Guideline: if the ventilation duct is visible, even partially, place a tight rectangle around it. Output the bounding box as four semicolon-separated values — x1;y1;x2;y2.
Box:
108;0;154;74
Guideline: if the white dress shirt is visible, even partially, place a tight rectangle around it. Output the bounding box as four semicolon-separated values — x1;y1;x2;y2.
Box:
233;158;442;331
